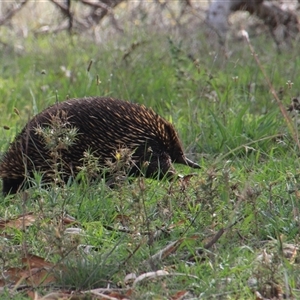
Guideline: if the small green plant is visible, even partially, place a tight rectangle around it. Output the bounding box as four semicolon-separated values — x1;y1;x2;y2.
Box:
34;110;78;186
55;249;120;290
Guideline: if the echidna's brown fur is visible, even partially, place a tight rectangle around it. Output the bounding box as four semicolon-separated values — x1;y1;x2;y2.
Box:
0;97;200;195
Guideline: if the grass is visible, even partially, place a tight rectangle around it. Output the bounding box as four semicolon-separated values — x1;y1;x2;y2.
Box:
0;26;300;299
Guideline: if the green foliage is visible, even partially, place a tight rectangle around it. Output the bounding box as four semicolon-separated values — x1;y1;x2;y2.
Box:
1;29;300;298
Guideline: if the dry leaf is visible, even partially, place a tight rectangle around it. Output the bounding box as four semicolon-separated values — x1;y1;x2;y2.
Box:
24;267;56;286
62;214;79;225
3;266;55;287
106;291;130;300
168;220;186;230
0;213;36;230
2;267;24;285
88;288;132;300
21;254;56;286
22;254;53;269
148;238;184;262
170;290;189;300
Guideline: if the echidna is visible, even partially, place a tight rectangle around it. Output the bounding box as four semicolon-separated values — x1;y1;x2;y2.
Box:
0;97;200;195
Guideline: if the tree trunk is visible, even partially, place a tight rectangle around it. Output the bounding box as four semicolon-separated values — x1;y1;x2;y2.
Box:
85;0;126;24
206;0;299;47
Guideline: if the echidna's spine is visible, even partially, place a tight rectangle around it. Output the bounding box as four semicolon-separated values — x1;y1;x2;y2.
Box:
0;97;200;195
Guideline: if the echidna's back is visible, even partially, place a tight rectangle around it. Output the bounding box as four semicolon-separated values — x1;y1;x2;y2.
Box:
38;97;179;161
0;97;199;195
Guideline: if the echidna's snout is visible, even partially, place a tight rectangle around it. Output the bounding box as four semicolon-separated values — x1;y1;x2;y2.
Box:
174;155;200;169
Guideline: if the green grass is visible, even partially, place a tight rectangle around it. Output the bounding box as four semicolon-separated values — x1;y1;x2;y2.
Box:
1;29;300;299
